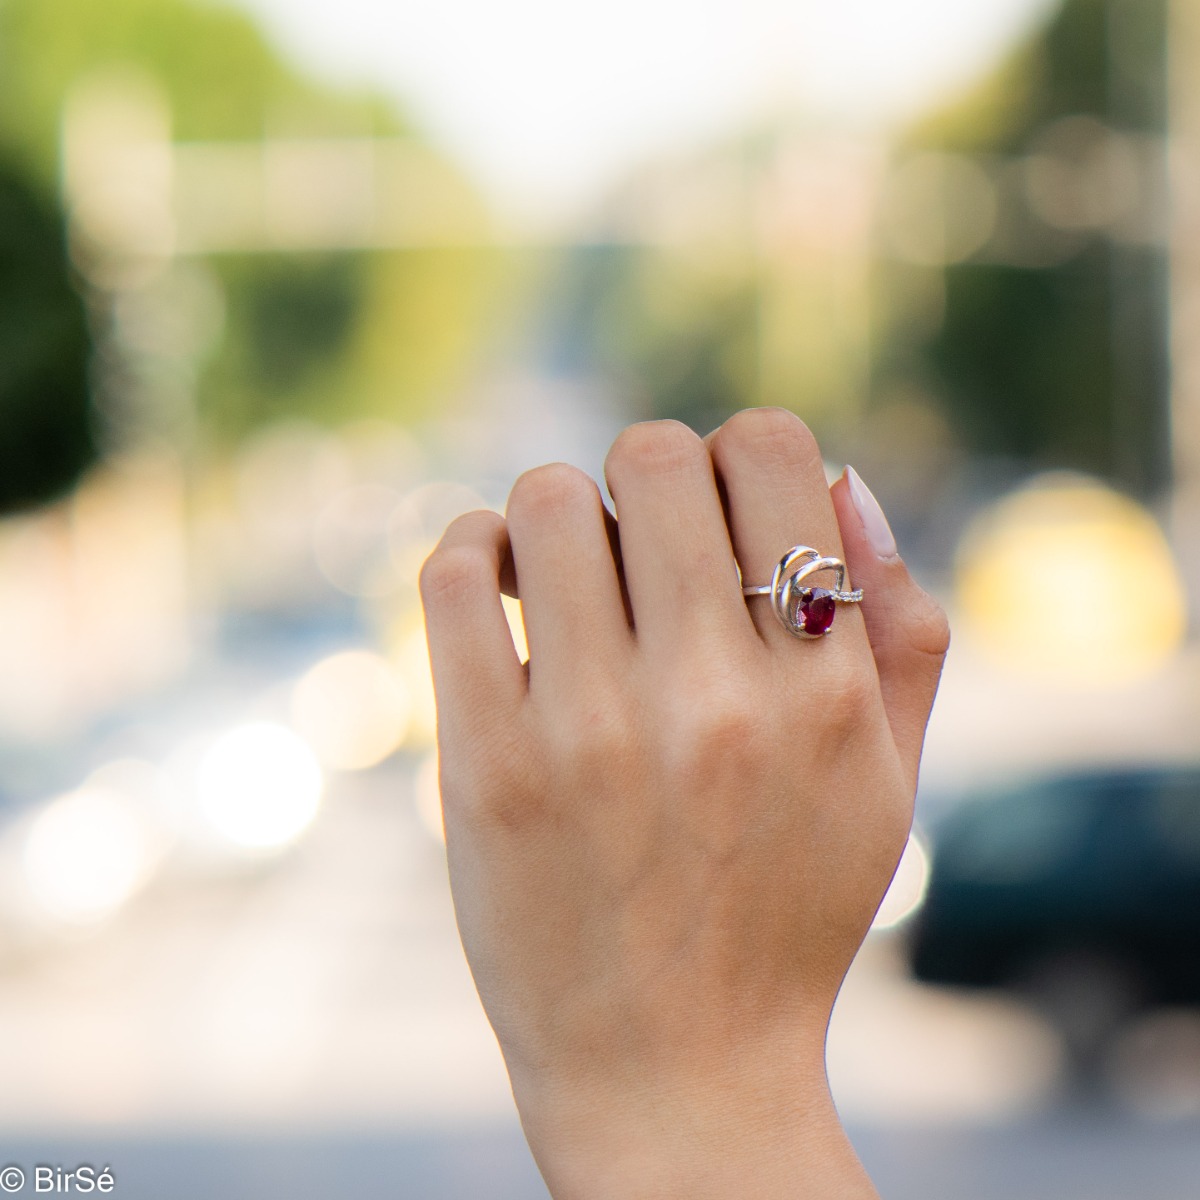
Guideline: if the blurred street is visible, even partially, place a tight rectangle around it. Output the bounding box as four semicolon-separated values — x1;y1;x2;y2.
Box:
1;723;1200;1197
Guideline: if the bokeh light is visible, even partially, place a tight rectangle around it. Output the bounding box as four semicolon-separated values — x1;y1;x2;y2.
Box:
883;152;998;266
389;482;491;581
22;777;161;925
291;649;411;770
197;722;323;852
956;475;1187;684
872;831;931;931
313;483;406;597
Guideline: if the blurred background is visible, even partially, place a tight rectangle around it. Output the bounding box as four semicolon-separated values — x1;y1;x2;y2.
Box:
1;0;1200;1195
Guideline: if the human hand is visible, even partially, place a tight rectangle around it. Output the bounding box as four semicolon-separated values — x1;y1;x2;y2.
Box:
420;409;949;1199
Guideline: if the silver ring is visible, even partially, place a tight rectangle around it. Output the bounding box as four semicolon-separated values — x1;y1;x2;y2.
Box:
742;545;863;638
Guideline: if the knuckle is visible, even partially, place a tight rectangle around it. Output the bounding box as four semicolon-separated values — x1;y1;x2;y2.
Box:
605;420;705;481
507;462;597;523
419;543;489;605
443;725;545;831
552;694;636;773
823;659;880;730
714;407;822;472
905;590;952;661
664;687;763;777
442;507;505;544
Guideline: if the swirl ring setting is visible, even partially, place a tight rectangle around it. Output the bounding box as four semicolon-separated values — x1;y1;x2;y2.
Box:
741;545;863;639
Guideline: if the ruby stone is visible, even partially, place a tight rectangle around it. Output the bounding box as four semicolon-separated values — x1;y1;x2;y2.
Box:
799;587;836;636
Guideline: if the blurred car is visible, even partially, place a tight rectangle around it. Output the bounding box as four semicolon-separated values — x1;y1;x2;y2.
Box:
909;766;1200;1073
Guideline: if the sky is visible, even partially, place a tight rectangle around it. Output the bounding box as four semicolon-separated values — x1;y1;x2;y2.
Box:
226;0;1059;223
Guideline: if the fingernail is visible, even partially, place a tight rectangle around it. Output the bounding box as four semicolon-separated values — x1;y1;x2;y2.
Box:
846;466;898;560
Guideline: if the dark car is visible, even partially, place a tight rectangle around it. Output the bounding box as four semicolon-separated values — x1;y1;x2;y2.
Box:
909;766;1200;1072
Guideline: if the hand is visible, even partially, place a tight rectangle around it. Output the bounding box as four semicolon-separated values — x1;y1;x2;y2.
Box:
420;409;949;1199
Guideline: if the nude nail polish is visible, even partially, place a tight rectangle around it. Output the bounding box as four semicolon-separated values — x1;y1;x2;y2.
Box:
846;466;898;560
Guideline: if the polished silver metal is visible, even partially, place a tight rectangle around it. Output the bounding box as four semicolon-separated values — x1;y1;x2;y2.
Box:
742;544;863;638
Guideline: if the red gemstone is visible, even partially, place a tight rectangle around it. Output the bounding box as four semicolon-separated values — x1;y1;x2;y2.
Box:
799;587;836;636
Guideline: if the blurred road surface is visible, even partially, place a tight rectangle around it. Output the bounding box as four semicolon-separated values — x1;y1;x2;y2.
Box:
7;1113;1200;1199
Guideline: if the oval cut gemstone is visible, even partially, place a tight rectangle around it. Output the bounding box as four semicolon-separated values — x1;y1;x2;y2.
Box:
798;587;836;636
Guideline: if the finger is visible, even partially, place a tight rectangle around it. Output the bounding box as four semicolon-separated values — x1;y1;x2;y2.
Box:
707;408;866;651
500;498;627;617
603;420;751;652
506;463;632;691
830;467;950;794
420;509;527;741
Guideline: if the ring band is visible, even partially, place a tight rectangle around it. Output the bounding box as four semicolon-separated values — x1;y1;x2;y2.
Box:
742;545;862;638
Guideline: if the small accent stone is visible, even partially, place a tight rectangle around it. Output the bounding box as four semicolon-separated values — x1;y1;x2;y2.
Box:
798;587;836;636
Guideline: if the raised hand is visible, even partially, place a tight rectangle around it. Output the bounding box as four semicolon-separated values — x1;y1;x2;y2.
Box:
421;409;949;1199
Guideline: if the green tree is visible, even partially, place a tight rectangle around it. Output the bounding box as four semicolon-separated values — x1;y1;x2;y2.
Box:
0;158;94;512
0;0;498;453
876;0;1170;495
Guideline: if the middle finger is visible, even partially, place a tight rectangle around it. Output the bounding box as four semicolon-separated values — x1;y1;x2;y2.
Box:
603;420;752;653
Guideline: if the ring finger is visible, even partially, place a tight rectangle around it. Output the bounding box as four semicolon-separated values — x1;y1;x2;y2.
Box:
707;408;866;651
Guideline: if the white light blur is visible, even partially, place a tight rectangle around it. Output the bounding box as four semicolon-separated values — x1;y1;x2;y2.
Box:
197;722;323;851
230;0;1056;222
291;649;411;770
22;779;161;925
871;832;931;931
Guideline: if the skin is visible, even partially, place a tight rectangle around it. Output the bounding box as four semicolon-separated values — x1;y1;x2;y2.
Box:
420;408;950;1199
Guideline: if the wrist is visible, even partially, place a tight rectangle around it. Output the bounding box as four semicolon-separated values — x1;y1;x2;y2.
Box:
510;1033;877;1200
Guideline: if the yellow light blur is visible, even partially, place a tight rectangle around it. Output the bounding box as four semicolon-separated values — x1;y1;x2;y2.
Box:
956;475;1187;684
502;594;529;663
197;722;323;851
871;832;931;931
413;751;445;844
22;782;159;925
291;650;411;770
396;618;438;748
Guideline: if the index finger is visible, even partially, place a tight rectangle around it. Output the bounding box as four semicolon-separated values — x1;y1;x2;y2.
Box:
420;510;527;742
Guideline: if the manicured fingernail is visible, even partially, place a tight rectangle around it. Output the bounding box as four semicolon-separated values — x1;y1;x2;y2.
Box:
846;466;898;560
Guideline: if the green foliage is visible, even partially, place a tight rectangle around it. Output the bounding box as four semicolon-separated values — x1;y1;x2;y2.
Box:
201;253;367;435
200;246;499;438
929;255;1115;465
0;158;95;512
